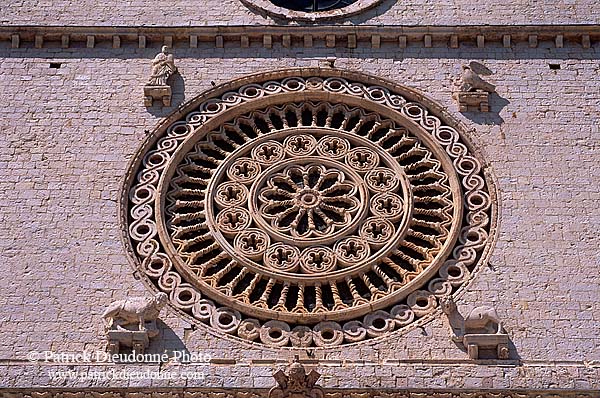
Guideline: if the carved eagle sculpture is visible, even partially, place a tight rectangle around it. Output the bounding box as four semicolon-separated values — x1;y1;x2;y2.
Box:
459;65;496;93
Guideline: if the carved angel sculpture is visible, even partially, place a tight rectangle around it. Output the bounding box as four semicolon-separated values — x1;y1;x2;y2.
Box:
147;46;177;86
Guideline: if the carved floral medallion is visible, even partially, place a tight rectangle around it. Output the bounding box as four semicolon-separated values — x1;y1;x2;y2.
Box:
122;69;497;347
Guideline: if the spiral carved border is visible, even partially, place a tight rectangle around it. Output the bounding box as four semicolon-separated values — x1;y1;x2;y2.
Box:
121;69;498;348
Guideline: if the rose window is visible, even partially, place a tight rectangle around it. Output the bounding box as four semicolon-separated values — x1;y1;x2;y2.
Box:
239;0;385;21
269;0;358;12
123;70;497;347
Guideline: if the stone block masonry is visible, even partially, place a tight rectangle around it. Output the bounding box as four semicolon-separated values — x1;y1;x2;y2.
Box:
0;14;599;393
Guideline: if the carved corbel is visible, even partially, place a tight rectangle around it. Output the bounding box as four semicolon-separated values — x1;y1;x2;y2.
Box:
269;356;324;398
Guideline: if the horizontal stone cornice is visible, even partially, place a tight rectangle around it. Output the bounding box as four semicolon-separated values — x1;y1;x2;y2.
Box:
1;24;598;50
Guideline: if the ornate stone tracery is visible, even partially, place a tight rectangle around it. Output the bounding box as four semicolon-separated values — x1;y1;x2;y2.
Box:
239;0;385;21
122;69;497;348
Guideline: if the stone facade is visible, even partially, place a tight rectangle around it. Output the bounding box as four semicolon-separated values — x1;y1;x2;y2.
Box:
0;0;599;395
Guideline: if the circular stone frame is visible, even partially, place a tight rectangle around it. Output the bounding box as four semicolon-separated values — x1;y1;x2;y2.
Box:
239;0;385;21
120;68;499;349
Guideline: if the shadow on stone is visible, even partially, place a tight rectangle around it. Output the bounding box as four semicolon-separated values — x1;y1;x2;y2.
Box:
144;319;189;355
460;92;509;125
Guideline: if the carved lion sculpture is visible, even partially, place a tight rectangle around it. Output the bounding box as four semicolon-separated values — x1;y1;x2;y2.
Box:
464;305;503;334
102;292;168;331
440;296;503;335
440;296;457;315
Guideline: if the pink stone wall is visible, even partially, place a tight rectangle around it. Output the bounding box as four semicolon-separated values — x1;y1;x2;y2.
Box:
0;4;599;391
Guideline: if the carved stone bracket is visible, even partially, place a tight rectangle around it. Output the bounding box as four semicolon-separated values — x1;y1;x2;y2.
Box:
144;85;173;107
106;329;151;355
453;91;490;112
463;333;509;360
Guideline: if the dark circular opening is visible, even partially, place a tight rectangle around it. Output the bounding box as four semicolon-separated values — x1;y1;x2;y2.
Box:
270;0;358;12
269;329;283;339
439;131;453;140
172;125;188;135
467;231;479;242
198;304;210;314
416;297;429;307
149;260;163;270
245;323;255;331
460;159;475;171
321;329;334;340
287;80;300;89
470;195;484;206
448;266;462;278
372;318;386;330
136;225;150;235
148;154;163;165
371;90;383;99
178;290;193;303
136;188;150;199
245;88;258;96
219;313;234;325
329;81;342;90
206;103;219;112
406;106;422;116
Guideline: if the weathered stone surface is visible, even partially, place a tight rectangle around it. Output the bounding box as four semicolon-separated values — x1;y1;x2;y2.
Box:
1;0;599;26
0;0;599;392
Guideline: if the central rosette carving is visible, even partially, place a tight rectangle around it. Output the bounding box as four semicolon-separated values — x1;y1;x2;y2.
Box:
258;164;361;239
203;129;412;283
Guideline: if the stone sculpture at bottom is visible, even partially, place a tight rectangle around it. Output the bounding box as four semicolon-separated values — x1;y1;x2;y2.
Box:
102;292;168;355
441;296;510;360
270;356;325;398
